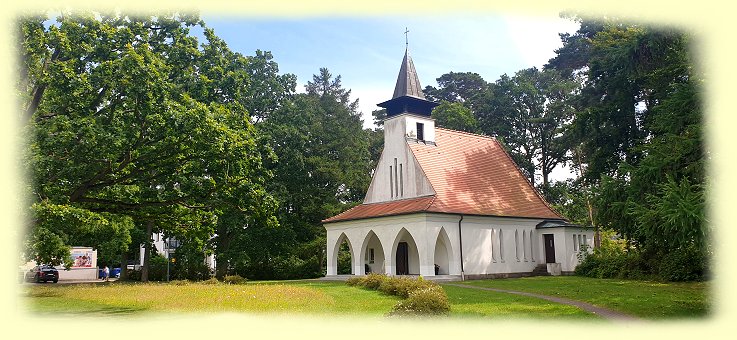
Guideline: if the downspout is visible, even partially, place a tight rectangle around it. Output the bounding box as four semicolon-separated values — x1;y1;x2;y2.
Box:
458;214;465;281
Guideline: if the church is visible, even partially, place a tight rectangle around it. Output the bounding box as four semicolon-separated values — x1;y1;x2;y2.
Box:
322;48;593;280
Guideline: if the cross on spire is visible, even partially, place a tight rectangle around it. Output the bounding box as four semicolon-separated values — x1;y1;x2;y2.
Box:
404;27;409;48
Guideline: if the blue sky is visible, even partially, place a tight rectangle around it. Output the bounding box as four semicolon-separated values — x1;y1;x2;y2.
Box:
198;14;580;128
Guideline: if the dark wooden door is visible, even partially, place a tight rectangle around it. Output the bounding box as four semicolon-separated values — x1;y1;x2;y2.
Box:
543;234;556;263
396;242;409;275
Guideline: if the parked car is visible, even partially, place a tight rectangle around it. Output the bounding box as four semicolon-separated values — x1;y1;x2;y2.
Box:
27;265;59;283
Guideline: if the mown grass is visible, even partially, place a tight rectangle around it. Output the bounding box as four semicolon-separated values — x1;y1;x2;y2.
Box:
22;276;708;319
463;276;710;318
442;285;598;320
22;281;399;317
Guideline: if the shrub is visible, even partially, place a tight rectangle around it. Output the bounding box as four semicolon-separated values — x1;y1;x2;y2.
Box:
362;273;387;290
223;275;247;284
373;276;437;298
201;277;220;285
658;246;708;281
389;285;451;316
346;275;450;317
148;254;168;281
345;276;363;286
377;277;400;296
125;268;142;281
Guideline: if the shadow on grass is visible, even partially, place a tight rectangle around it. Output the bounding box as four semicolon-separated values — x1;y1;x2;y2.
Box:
33;304;148;317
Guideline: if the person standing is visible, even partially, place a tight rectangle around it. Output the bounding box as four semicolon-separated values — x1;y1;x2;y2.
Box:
103;265;109;281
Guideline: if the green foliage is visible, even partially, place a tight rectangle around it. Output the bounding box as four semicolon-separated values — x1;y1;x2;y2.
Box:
346;275;450;316
377;276;434;298
389;285;451;316
424;71;491;114
20;11;281;278
24;226;71;268
345;276;363;286
201;277;220;285
336;241;352;275
148;254;169;281
431;101;478;133
547;18;707;279
249;68;371;280
658;246;708;282
223;275;247;284
26;201;133;267
361;273;388;290
575;229;648;279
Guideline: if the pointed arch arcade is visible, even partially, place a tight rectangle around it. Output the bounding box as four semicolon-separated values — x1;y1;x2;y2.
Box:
359;230;386;275
433;227;452;275
332;232;355;275
391;228;420;275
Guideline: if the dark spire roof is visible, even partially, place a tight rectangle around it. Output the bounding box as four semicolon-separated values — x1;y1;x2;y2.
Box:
392;49;425;99
378;48;438;117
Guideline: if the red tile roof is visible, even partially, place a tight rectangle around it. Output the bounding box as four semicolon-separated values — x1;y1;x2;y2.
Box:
323;127;563;223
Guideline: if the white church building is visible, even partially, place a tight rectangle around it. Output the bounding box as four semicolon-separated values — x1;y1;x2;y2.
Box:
322;49;593;280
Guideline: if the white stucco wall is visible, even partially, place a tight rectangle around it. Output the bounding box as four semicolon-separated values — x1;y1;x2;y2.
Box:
364;114;435;203
325;213;592;277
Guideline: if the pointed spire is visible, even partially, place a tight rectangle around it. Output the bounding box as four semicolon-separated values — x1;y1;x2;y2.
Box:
392;49;425;99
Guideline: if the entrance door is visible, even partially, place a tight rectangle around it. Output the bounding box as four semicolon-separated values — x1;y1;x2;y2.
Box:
543;234;556;263
396;242;409;275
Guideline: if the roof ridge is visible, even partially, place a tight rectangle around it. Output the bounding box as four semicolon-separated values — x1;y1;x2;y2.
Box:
490;138;566;220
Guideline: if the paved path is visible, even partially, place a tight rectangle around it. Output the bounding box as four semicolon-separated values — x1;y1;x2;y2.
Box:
445;283;642;322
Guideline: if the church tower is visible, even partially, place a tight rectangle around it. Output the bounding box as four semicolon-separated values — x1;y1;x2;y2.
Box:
377;48;439;146
363;48;438;204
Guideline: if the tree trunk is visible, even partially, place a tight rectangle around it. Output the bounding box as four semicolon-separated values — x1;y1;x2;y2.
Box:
120;250;129;281
214;230;231;280
141;220;153;282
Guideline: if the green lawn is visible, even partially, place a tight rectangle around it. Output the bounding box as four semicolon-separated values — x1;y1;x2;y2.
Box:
23;281;399;317
21;276;709;319
462;276;710;319
443;285;598;320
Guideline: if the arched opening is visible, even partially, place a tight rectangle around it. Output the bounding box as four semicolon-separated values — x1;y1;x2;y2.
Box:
333;233;354;275
360;230;385;274
392;228;420;275
433;228;451;275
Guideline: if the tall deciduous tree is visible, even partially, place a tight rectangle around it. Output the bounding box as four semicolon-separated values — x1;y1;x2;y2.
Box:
19;12;277;279
548;17;706;266
424;71;491;114
255;69;372;279
431;101;478;133
483;67;576;188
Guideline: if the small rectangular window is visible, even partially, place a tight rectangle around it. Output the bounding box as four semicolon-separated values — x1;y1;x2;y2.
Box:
416;122;424;141
369;248;375;264
573;234;578;251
